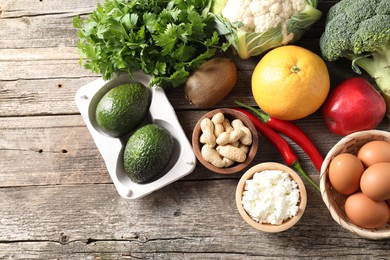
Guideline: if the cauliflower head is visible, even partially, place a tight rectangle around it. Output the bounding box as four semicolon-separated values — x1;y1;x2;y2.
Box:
213;0;322;59
222;0;306;33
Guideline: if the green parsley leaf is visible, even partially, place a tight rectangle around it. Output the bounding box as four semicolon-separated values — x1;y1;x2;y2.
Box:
73;0;230;88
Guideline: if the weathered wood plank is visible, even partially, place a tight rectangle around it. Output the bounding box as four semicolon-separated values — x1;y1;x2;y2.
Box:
0;0;104;48
0;60;94;81
0;78;97;116
0;47;80;61
0;183;389;259
0;112;317;187
1;0;103;17
0;115;111;186
0;16;77;49
0;112;389;188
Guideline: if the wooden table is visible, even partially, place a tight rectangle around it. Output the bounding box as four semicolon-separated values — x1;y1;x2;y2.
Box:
1;0;389;258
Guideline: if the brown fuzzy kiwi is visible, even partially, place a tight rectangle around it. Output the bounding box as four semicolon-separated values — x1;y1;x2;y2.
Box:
184;58;237;108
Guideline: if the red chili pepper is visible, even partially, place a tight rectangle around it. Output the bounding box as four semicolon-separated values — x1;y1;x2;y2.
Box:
235;101;324;172
235;108;320;192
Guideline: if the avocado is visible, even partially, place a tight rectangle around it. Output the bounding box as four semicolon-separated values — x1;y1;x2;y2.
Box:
95;82;151;137
124;124;174;183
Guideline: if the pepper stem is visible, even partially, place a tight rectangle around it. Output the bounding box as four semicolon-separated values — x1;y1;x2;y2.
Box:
235;101;270;123
292;160;320;192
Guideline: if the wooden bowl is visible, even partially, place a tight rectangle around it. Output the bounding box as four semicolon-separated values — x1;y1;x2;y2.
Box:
192;108;258;174
236;162;307;232
320;130;390;240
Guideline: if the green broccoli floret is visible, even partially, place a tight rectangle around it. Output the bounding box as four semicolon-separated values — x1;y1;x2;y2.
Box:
326;0;380;22
320;0;390;118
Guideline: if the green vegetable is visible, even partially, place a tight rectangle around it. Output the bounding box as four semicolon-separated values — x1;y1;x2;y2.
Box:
95;82;151;137
124;124;174;183
211;0;322;59
320;0;390;118
73;0;229;88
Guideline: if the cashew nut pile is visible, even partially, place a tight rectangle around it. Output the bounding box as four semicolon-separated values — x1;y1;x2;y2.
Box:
200;112;253;168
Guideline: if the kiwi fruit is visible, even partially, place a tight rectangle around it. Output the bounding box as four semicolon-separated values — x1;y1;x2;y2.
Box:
184;58;237;108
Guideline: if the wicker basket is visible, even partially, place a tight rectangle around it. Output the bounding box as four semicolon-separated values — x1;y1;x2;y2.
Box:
320;130;390;240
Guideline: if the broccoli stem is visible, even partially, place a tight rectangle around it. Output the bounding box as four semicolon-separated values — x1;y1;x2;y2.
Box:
345;46;390;119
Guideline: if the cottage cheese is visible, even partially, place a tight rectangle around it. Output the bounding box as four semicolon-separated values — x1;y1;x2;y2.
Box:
241;170;300;224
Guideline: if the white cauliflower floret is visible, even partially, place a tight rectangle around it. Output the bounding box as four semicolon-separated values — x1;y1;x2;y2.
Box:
222;0;306;33
213;0;321;59
222;0;255;31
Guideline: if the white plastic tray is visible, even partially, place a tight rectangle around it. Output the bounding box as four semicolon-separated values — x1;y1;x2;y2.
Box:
75;72;196;199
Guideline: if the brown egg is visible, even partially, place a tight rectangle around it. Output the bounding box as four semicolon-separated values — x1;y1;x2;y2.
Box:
360;162;390;201
357;140;390;167
345;192;389;229
328;153;364;195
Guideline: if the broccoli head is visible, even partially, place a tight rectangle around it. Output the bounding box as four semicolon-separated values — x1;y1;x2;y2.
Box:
320;0;390;118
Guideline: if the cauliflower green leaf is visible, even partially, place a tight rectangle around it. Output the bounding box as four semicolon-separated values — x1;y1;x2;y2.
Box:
212;0;322;59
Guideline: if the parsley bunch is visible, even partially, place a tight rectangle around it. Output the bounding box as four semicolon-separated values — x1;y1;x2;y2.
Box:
73;0;230;88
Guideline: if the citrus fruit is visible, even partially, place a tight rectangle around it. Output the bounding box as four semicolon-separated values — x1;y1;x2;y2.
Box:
251;45;330;121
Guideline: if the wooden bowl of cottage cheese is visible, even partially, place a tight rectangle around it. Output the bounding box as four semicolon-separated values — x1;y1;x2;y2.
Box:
236;162;307;232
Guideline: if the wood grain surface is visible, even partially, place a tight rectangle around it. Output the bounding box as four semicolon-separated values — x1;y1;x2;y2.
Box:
0;0;389;259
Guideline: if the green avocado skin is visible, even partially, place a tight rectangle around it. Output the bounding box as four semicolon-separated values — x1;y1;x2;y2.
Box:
95;82;151;137
124;124;174;183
